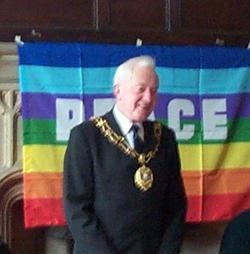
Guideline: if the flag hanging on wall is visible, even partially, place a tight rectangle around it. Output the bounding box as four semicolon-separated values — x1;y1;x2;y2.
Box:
18;42;250;228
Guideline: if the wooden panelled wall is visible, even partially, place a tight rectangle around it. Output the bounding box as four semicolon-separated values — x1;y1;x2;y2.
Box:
0;1;248;253
0;0;250;47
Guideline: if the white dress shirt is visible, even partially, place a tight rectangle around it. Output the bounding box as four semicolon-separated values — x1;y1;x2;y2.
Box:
112;105;144;148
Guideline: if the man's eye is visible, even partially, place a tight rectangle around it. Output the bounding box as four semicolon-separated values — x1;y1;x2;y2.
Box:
136;86;144;92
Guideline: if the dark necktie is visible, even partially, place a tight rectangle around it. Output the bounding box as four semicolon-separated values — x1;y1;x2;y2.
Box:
131;125;143;153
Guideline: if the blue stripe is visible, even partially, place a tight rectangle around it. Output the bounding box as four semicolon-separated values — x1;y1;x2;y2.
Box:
18;42;250;69
18;42;81;67
19;65;250;95
19;66;84;94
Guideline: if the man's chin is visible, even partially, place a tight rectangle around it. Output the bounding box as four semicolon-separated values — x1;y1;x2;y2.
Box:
135;113;150;122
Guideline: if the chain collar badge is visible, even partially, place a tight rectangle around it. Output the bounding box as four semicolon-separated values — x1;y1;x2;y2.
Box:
91;116;162;192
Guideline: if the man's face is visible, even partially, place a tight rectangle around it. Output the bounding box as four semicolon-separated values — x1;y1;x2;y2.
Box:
114;66;159;123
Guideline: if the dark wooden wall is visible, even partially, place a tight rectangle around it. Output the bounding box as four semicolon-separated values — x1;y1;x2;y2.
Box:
0;1;248;253
1;0;250;47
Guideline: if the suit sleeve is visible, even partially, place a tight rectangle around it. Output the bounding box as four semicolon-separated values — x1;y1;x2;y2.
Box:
63;125;117;254
158;129;187;254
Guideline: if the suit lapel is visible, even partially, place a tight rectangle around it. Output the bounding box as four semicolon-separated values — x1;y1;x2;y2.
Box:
143;121;158;152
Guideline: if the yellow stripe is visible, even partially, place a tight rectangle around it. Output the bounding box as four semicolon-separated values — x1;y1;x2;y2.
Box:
179;142;250;171
23;142;250;173
23;145;66;173
179;144;203;171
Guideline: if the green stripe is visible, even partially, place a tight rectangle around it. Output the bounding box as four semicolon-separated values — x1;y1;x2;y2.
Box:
158;118;250;144
23;118;250;145
227;118;250;142
23;119;66;145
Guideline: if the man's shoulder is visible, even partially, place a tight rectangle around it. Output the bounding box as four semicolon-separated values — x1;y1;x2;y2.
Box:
144;120;173;131
71;119;95;131
144;120;176;140
70;110;114;135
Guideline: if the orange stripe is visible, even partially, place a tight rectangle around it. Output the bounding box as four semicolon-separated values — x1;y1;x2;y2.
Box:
203;168;250;195
182;168;250;195
23;172;63;199
181;171;203;196
23;168;250;198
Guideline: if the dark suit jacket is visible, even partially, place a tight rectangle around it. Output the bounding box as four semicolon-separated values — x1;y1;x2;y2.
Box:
219;209;250;254
0;237;11;254
63;110;187;254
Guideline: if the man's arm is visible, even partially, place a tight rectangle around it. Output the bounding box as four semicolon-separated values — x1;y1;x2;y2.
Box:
63;124;117;254
158;130;187;254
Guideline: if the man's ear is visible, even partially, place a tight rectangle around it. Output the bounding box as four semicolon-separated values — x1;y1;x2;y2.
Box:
113;84;120;98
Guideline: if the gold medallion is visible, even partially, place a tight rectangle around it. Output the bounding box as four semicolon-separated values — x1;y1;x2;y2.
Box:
134;165;153;192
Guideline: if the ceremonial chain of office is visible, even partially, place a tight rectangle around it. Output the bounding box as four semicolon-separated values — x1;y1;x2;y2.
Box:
90;116;162;192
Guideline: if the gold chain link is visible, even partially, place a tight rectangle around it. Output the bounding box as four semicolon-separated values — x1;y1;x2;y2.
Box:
90;116;162;165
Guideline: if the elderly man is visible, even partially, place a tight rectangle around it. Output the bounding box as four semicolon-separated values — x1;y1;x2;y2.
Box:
63;55;187;254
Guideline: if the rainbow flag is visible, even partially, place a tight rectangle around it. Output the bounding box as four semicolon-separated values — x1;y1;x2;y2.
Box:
18;42;250;228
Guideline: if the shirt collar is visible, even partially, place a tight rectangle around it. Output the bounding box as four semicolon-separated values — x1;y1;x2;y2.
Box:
112;105;144;139
113;105;133;136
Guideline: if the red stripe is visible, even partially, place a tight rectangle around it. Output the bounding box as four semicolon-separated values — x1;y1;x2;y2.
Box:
187;193;250;222
24;198;66;228
24;193;250;227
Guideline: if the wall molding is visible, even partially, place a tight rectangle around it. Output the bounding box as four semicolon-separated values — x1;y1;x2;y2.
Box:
0;169;23;246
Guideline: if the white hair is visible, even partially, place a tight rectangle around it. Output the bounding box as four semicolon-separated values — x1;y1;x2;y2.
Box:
113;55;157;86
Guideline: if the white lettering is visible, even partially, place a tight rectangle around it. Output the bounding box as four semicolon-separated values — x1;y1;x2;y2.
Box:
55;97;228;142
203;98;227;140
56;98;84;141
93;98;115;116
93;97;155;120
168;99;195;140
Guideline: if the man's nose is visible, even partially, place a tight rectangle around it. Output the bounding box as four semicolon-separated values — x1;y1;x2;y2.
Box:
143;89;153;102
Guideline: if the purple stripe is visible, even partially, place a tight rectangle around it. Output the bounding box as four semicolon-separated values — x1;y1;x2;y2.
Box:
21;93;113;120
224;93;250;119
155;93;250;120
155;94;200;120
21;92;250;120
21;93;84;119
84;94;114;120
